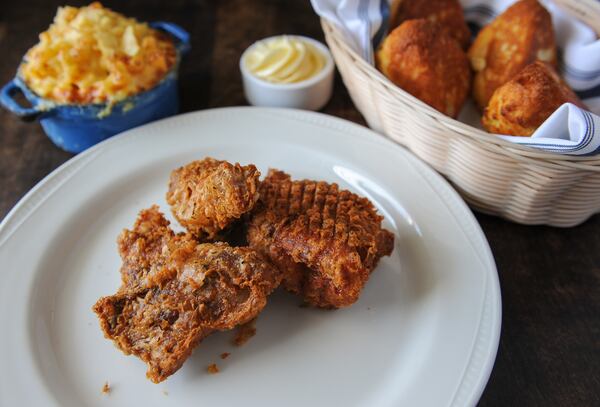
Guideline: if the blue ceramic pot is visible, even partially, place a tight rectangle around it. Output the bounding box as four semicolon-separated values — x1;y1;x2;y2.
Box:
0;22;190;154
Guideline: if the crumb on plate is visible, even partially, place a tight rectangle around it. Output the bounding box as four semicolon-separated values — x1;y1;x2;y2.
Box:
207;363;220;374
101;381;111;395
233;319;256;346
220;352;231;360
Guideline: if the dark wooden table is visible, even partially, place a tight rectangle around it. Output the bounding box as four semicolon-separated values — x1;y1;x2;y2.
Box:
1;1;598;405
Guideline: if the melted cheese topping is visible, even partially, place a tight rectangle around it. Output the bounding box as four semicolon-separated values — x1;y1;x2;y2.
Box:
19;2;177;105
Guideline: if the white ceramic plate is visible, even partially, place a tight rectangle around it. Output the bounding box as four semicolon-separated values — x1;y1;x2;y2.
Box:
0;108;501;407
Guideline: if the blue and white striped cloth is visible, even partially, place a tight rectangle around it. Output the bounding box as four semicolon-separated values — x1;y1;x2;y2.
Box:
312;0;600;155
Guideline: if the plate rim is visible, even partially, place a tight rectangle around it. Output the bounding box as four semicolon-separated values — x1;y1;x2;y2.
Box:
0;107;501;406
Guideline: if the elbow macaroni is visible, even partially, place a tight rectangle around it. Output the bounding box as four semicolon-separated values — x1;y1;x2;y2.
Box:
19;2;177;105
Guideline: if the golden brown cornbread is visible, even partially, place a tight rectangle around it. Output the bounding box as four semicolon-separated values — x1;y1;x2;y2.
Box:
389;0;472;49
468;0;557;109
483;61;586;136
376;19;471;119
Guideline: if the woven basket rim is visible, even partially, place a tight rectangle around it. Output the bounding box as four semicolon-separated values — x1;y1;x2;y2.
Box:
321;18;600;170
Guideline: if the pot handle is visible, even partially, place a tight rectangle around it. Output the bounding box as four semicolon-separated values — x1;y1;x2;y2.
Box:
0;79;44;122
150;22;191;55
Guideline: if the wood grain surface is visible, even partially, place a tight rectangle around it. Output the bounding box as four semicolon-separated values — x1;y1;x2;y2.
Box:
0;1;598;405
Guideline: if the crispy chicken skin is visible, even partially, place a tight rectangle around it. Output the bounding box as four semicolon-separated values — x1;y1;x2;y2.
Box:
483;61;586;136
246;170;395;309
166;158;261;239
376;19;471;119
468;0;557;110
389;0;471;49
116;205;176;291
93;206;281;383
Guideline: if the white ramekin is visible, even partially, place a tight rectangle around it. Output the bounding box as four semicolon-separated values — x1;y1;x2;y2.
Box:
240;35;335;111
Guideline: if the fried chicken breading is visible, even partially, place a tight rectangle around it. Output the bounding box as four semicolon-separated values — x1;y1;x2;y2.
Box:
483;61;586;136
376;19;471;118
468;0;557;109
93;206;281;383
389;0;471;49
246;170;395;309
116;205;176;291
166;158;260;239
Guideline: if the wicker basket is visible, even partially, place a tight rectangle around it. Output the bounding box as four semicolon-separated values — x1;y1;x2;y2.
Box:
321;0;600;227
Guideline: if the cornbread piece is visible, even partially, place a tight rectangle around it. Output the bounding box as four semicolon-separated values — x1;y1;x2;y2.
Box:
483;62;586;136
247;170;395;308
19;2;176;104
93;207;281;383
468;0;557;109
376;19;471;118
167;158;261;239
389;0;471;49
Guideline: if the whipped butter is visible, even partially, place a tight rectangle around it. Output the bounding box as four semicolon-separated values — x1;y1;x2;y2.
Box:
244;36;326;84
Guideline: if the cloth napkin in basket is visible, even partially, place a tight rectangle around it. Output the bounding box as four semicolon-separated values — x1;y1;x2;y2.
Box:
312;0;600;155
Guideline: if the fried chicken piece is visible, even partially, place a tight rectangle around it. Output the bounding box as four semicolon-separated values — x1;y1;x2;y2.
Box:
389;0;471;49
116;205;176;291
468;0;557;109
93;207;281;383
166;158;260;239
483;61;586;136
246;170;395;308
376;19;471;118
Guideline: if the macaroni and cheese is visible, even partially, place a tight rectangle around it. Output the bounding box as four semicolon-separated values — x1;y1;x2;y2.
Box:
19;3;177;105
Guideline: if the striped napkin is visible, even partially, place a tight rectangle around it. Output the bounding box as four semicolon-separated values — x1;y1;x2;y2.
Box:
311;0;600;155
